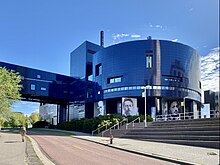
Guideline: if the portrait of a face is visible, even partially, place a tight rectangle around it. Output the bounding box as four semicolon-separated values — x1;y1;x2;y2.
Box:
122;98;138;116
123;99;134;116
170;101;179;115
94;101;105;117
97;101;104;115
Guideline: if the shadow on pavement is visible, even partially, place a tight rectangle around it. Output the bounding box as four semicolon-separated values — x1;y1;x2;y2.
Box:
4;141;22;143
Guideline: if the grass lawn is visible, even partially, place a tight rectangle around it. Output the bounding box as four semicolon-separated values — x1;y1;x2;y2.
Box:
28;128;75;136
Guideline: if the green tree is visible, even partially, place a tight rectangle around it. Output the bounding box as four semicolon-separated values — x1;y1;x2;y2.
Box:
0;67;22;129
8;112;26;128
29;112;40;124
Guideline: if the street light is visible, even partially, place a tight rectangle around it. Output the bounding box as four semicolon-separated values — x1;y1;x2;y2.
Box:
142;86;147;127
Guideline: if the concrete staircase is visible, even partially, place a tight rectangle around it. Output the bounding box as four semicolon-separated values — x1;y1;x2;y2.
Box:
99;120;147;137
105;118;220;149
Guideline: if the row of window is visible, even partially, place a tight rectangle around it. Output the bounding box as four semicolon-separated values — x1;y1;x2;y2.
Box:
30;84;46;91
95;51;154;77
164;78;181;82
103;85;200;96
107;76;122;84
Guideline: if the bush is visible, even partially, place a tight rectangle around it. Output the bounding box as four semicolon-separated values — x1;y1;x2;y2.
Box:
33;121;49;128
56;114;153;133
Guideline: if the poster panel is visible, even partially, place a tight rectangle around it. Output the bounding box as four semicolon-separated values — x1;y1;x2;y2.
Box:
117;101;122;115
161;99;168;115
94;100;106;117
122;97;138;116
201;104;210;118
151;107;156;120
168;100;180;115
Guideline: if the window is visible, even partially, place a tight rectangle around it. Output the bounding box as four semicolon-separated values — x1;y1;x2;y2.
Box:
107;76;122;84
88;75;93;81
87;49;96;54
41;87;46;91
37;75;41;78
95;63;102;76
145;50;153;68
146;55;152;68
31;84;35;90
163;75;182;82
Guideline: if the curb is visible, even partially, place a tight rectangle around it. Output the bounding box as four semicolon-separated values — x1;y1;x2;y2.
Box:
26;135;55;165
72;136;196;165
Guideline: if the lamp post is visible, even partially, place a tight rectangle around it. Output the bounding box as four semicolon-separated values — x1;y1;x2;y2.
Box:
144;86;147;127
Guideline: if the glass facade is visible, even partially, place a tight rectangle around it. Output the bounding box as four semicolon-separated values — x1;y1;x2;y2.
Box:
0;38;202;121
92;39;201;117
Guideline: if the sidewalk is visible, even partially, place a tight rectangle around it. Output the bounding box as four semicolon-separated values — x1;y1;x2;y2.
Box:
0;131;26;165
72;135;220;165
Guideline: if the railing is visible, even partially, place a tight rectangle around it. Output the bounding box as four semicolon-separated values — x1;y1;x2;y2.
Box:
101;118;128;137
156;110;219;121
92;123;109;136
125;117;141;129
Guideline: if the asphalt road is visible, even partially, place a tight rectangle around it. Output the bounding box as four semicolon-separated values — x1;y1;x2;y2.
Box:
28;131;176;165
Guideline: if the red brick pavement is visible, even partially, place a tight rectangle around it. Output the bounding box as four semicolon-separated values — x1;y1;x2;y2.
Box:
28;131;176;165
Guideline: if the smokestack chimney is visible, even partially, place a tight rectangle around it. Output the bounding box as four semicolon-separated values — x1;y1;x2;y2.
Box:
100;31;104;47
147;36;152;40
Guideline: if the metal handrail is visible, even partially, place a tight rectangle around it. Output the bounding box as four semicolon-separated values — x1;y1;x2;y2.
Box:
156;110;219;121
101;118;128;137
156;112;193;121
92;123;108;136
125;117;140;129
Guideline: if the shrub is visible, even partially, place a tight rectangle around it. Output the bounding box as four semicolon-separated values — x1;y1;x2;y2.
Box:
33;121;49;128
56;114;153;133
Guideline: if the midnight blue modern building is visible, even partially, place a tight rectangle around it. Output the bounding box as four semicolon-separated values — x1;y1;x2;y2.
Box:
0;33;202;123
0;61;86;123
71;35;201;119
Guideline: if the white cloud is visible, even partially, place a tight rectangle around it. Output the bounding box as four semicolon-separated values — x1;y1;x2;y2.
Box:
155;25;163;28
148;24;165;30
171;39;178;42
131;34;141;38
112;33;129;40
211;47;220;51
201;47;219;92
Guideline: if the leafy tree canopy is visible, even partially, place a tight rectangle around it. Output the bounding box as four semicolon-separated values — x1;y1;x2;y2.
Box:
0;67;22;128
29;112;40;124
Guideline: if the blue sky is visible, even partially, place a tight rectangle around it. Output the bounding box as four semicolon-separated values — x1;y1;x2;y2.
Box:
0;0;219;115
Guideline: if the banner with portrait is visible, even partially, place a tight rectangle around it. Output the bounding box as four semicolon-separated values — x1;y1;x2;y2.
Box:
122;97;138;116
162;99;181;115
94;100;106;117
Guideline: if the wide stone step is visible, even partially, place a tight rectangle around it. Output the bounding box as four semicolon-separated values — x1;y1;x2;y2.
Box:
127;130;220;136
129;126;220;132
152;118;219;125
149;123;219;128
121;135;220;141
99;129;129;137
137;139;220;149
